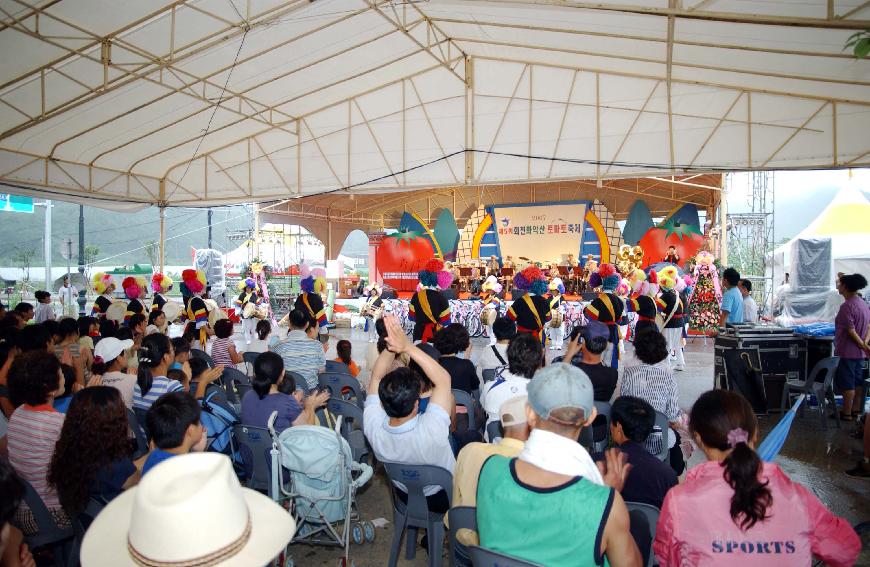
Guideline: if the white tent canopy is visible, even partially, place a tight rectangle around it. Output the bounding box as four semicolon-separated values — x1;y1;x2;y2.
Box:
1;0;869;207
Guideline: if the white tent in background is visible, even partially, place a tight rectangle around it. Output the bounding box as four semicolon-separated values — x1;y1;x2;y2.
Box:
770;180;870;325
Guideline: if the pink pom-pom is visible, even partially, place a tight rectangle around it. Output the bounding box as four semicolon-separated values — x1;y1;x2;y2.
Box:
424;259;444;273
311;268;326;279
598;263;617;278
299;264;311;279
436;270;454;289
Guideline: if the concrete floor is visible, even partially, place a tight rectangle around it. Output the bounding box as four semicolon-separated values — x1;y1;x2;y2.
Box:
258;327;869;566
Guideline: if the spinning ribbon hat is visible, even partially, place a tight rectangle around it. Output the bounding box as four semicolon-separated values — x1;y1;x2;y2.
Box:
150;273;173;294
122;276;147;300
299;265;327;295
658;265;680;291
419;259;451;289
182;269;209;345
514;266;548;295
598;263;620;293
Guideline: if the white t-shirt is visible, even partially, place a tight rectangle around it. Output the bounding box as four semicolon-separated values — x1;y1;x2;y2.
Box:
58;285;77;303
363;396;455;496
246;338;270;354
477;343;509;376
100;371;138;409
480;370;530;426
743;295;759;323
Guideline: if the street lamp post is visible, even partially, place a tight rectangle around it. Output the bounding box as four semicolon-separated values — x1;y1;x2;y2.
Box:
77;205;86;316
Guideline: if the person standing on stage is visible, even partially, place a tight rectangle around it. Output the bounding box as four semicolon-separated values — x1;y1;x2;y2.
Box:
235;278;261;345
508;266;551;343
656;266;686;371
295;265;328;332
90;273;116;318
481;276;504;346
409;259;451;342
663;245;680;265
546;278;566;351
150;273;173;313
362;283;384;343
583;264;624;368
627;268;660;336
122;276;147;327
181;269;211;348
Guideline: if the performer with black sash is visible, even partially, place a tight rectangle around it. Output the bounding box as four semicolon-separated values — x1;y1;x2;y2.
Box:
150;273;172;313
583;263;624;368
122;276;147;326
295;266;328;331
656;267;686;371
627;268;659;336
234;278;261;345
410;260;451;342
90;272;115;318
480;275;504;346
182;269;210;348
546;278;566;350
507;266;551;343
362;283;384;343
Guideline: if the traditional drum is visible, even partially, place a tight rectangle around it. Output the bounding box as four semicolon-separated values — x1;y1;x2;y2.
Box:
549;310;564;328
105;301;127;323
480;307;498;326
242;302;258;319
161;301;183;323
205;299;228;327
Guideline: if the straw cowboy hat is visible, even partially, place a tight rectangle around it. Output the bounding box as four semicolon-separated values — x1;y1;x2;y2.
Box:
81;453;295;566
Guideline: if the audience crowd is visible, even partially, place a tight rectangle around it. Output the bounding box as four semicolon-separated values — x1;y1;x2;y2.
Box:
0;285;864;567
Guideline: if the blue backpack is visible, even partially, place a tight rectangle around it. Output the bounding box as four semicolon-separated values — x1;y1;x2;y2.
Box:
200;391;239;454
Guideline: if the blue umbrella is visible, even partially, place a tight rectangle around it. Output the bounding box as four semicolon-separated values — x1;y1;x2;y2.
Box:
757;394;806;462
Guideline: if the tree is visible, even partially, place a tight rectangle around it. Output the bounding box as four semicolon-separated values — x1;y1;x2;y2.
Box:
11;248;36;284
83;245;100;283
144;240;158;268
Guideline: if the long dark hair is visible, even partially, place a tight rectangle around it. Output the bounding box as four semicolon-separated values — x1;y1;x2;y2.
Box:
137;333;171;396
48;387;129;515
252;351;284;399
690;390;772;531
336;340;352;365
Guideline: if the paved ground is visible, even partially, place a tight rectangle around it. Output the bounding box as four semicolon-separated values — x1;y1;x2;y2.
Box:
242;327;869;566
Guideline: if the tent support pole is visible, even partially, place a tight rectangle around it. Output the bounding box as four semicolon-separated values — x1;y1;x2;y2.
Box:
719;175;728;266
158;206;166;273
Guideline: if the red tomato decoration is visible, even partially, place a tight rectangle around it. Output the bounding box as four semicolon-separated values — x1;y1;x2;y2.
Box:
376;229;435;291
638;219;706;268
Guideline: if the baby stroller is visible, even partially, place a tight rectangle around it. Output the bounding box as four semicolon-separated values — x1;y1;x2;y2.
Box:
269;414;375;566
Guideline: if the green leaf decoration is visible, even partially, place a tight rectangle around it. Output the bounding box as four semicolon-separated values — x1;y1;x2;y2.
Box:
659;217;701;241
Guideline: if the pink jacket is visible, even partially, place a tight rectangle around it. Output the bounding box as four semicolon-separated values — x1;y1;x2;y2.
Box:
654;461;860;567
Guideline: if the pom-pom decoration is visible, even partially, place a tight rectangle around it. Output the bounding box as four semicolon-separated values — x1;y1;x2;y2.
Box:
482;275;499;292
658;265;679;290
436;270;454;290
616;278;631;297
587;272;602;289
150;273;172;293
513;271;530;291
598;263;617;278
244;278;256;290
418;270;439;288
424;259;444;273
602;275;621;292
529;279;549;296
300;276;314;293
182;269;206;295
549;278;566;294
313;276;327;294
92;272;114;294
311;268;326;279
299;264;311;279
122;276;147;300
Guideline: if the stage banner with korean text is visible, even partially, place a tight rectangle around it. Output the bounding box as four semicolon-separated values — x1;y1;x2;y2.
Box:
492;202;587;263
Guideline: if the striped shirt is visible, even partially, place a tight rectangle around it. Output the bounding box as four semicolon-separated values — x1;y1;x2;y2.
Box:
133;375;185;411
620;362;681;455
269;330;325;390
7;404;65;509
210;337;235;366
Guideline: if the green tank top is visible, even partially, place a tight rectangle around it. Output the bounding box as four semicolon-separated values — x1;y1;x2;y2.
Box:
477;456;614;567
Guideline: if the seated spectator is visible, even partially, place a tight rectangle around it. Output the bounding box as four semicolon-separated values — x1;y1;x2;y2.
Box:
210;319;242;367
49;387;140;515
240;351;329;431
98;318;118;343
620;328;685;474
55;317;91;388
133;334;184;412
0;459;36;567
6;352;69;532
556;321;618;402
17;323;51;353
181;357;223;400
594;396;677;509
128;313;147;342
247;320;272;354
33;291;54;323
79;453;295;567
269;309;325;391
476;363;640;566
169;337;191;372
116;327;140;373
1;311;24;332
480;333;542;427
78;316;99;351
654;389;860;567
364;315;455;515
335;339;360;378
453;395;530;546
477;317;515;378
434;323;478;394
93;336;136;408
52;364;77;413
146;310;166;335
14;302;33;324
141;391;207;476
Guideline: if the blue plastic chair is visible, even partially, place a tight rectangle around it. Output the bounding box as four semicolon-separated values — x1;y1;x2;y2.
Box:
452;389;478;432
383;462;453;567
221;367;250;405
325;397;371;465
448;506;477;567
20;478;74;567
126;409;149;459
625;501;660;567
242;351;259;375
325;360;352;374
319;371;366;407
232;424;273;492
579;401;612;453
190;348;215;368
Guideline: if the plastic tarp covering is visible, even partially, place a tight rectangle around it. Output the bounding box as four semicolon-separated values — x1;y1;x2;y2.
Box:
194;249;226;305
775;237;844;326
0;1;868;207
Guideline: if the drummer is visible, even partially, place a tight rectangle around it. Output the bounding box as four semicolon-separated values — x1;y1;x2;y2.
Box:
362;283;383;343
507;266;551;343
122;276;147;327
481;275;504;346
150;273;172;313
181;269;211;348
295;265;328;332
90;273;116;318
234;277;261;345
546;278;566;350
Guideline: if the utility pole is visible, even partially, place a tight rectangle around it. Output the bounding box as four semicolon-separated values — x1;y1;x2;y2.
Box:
207;208;213;249
77;205;86;316
36;200;52;289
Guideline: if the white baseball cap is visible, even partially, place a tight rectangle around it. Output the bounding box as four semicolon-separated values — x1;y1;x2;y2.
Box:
93;337;133;363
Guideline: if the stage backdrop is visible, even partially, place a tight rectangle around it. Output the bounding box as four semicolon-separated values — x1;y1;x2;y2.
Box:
492;202;588;263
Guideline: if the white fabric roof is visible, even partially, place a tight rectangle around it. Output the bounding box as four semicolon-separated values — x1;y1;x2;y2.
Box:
0;0;868;206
